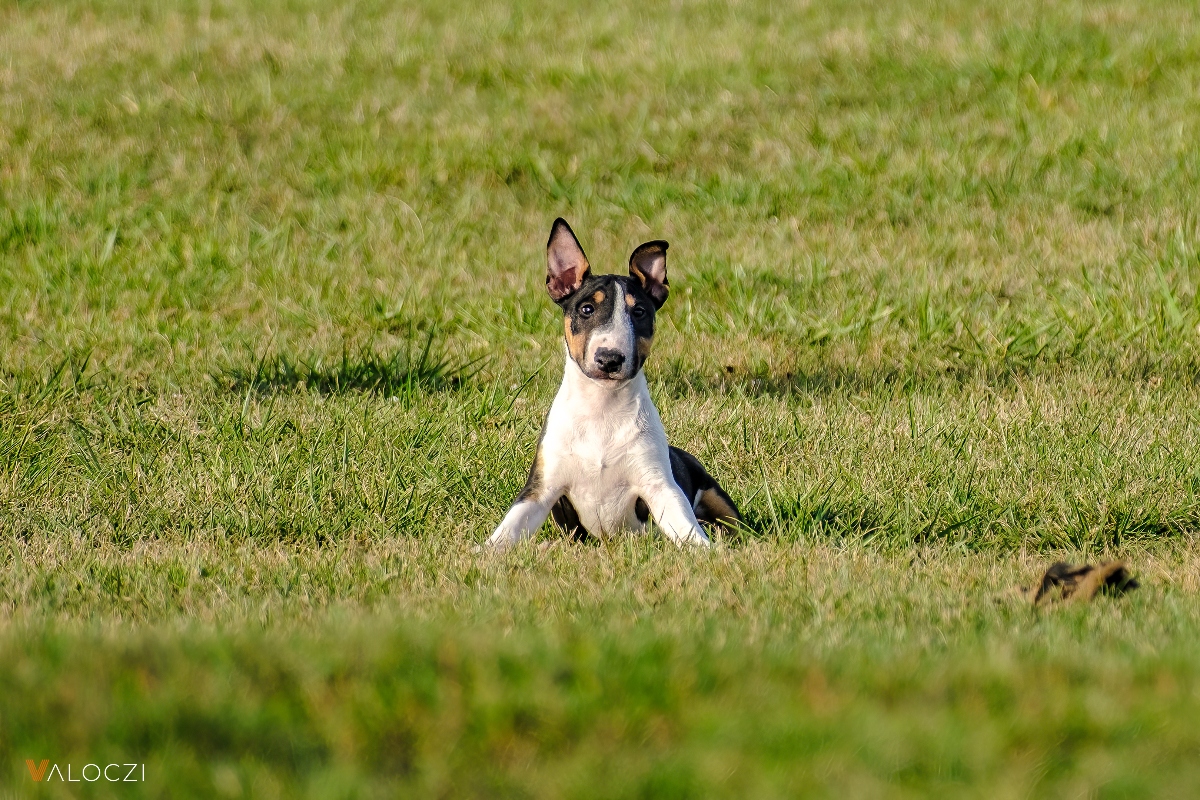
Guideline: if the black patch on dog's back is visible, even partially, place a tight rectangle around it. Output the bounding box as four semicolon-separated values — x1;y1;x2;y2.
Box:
669;447;741;528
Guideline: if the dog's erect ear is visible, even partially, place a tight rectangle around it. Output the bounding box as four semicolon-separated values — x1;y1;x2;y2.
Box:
546;218;591;302
629;240;669;307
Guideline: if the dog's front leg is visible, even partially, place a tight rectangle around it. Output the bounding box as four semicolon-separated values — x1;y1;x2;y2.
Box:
643;481;710;546
487;495;557;549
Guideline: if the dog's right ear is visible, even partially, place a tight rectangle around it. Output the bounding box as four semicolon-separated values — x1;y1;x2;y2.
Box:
546;218;591;302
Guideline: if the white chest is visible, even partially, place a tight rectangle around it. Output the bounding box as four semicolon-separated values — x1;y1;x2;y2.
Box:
538;366;672;535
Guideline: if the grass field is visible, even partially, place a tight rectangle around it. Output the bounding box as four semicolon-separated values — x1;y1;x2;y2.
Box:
4;0;1200;796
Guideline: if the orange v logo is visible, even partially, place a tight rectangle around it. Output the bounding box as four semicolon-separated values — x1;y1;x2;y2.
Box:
26;760;50;781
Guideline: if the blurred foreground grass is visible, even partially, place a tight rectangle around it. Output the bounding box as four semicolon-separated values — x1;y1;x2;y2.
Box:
6;541;1200;798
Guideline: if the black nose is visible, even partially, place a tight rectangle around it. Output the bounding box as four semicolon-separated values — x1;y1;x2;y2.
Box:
594;348;626;374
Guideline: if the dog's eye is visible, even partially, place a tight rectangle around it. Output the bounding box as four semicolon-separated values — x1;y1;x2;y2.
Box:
631;306;646;318
579;303;595;317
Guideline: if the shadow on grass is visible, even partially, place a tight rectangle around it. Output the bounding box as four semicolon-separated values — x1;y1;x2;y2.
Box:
730;488;1195;550
653;359;1053;400
219;331;482;399
733;489;896;545
654;346;1200;400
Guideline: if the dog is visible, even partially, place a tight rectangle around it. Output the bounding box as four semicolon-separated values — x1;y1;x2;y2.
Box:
487;218;740;549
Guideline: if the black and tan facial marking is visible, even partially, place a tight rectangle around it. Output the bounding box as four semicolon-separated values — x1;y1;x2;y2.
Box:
545;218;669;382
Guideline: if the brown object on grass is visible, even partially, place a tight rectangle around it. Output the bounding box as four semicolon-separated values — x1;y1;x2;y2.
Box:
1023;561;1139;606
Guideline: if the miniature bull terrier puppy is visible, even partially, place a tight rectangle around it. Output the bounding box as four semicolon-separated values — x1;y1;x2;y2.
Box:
487;219;740;549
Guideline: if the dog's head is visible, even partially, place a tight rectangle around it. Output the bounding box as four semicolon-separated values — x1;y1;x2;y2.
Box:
544;218;669;383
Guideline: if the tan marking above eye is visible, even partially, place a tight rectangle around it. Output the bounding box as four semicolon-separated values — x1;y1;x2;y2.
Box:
625;294;636;307
593;290;605;303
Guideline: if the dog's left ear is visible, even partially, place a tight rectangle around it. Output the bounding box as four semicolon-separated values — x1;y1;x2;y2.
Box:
629;240;669;307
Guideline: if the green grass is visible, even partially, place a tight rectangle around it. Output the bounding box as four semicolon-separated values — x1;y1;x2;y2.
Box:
4;0;1200;795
